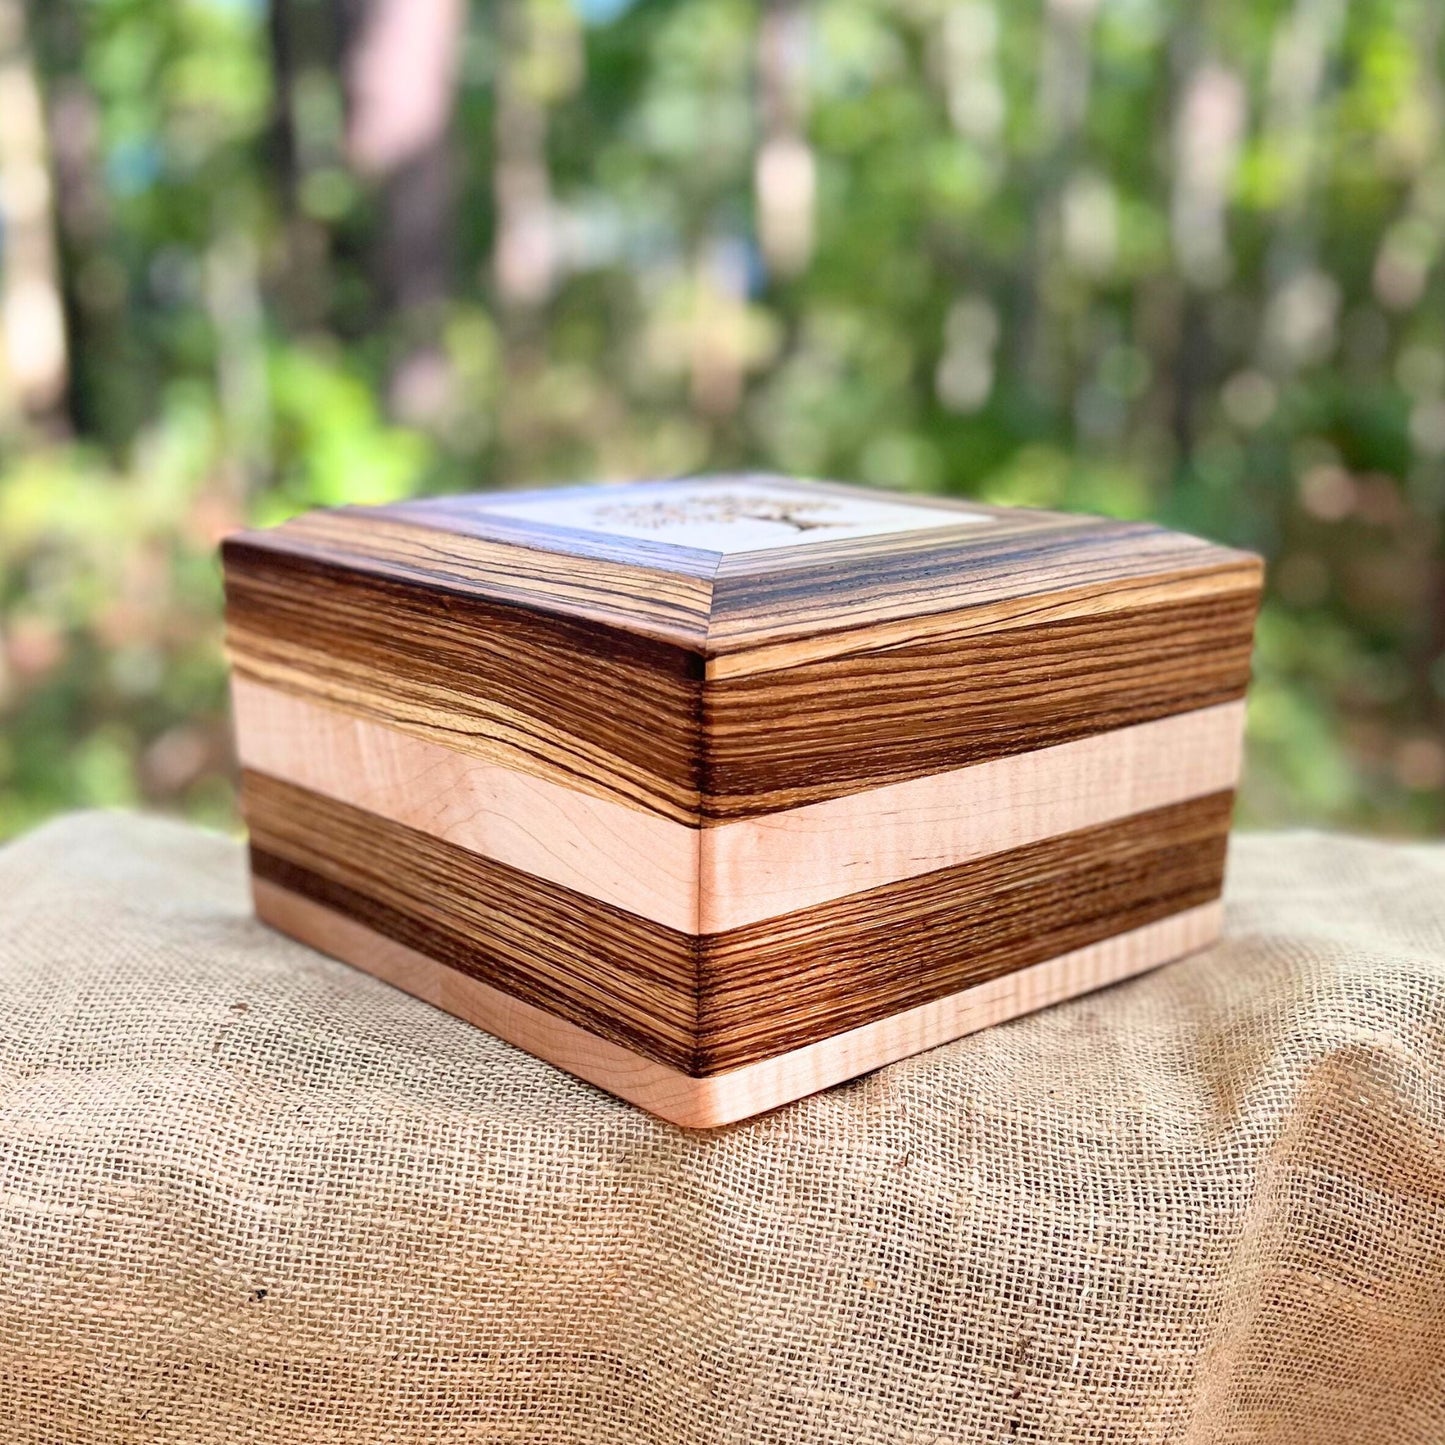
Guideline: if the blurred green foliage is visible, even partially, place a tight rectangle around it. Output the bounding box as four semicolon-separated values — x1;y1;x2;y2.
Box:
0;0;1442;839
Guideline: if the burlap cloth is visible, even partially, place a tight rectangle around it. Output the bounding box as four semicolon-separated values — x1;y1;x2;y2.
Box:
1;812;1443;1443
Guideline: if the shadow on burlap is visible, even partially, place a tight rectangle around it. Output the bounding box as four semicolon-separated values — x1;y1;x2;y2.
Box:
0;812;1442;1443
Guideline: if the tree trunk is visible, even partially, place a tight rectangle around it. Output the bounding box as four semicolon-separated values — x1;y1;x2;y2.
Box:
492;0;557;320
754;0;814;280
342;0;464;421
0;0;68;433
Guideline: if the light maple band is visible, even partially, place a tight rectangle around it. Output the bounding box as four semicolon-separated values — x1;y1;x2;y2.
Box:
233;676;1244;935
232;674;701;933
254;879;1224;1129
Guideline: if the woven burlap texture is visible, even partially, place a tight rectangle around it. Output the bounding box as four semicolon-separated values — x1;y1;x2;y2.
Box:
1;812;1443;1444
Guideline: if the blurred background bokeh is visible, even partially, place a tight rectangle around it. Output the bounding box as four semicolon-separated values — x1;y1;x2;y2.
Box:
0;0;1441;840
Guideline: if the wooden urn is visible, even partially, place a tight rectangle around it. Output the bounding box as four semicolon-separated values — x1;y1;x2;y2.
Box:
223;475;1262;1127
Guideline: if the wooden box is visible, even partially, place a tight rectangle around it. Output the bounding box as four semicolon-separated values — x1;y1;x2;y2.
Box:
223;476;1261;1127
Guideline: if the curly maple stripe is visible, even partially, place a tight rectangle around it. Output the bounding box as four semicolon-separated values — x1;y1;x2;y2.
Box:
232;677;1244;934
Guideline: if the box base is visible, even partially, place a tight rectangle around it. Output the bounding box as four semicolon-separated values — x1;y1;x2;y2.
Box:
253;880;1222;1128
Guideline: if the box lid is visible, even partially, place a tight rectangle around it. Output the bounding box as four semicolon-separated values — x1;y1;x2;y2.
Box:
222;474;1261;672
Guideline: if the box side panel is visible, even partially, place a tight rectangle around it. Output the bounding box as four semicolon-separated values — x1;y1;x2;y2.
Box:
222;537;708;825
693;563;1256;1073
242;770;702;1071
699;574;1261;819
695;792;1234;1074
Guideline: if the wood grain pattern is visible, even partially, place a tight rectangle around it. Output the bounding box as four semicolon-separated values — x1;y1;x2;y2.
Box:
224;499;1259;823
224;540;707;822
703;559;1260;681
240;769;1232;1076
246;505;719;644
707;515;1260;655
234;675;1242;933
226;476;1260;1121
243;770;698;1068
371;476;1262;665
222;543;1254;826
699;699;1245;930
696;791;1233;1072
253;881;1224;1128
701;588;1258;818
231;676;700;932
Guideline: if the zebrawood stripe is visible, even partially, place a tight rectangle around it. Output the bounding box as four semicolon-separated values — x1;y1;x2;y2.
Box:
702;590;1257;818
241;772;1232;1076
243;770;698;1069
224;541;707;823
708;517;1261;649
257;508;720;642
697;791;1233;1072
704;565;1259;681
